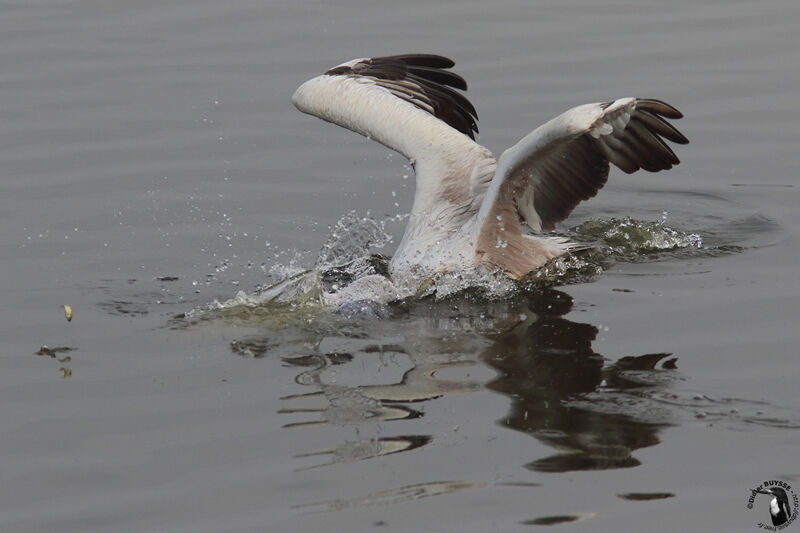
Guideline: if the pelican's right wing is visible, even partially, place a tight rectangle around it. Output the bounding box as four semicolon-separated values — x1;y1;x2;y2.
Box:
478;98;688;233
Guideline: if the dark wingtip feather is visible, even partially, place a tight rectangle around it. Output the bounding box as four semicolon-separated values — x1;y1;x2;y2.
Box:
407;66;468;91
635;111;689;145
382;54;456;69
637;98;684;120
387;55;478;139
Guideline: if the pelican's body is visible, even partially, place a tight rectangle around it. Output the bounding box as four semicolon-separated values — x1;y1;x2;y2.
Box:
292;54;688;301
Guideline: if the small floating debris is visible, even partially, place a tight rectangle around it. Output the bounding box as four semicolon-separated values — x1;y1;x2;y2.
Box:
59;367;72;378
618;492;675;501
522;513;595;526
36;345;75;358
63;305;73;322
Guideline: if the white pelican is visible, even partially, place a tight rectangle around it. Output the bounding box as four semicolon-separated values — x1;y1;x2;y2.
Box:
293;54;688;300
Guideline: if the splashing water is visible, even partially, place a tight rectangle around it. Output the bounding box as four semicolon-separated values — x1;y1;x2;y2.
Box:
572;217;703;259
522;252;607;289
191;213;717;320
414;266;519;301
315;211;393;271
194;212;397;315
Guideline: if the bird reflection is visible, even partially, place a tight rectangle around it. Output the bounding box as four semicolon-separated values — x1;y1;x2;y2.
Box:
237;287;676;472
480;290;674;472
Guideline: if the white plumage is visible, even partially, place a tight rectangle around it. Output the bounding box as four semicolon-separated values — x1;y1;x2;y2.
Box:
292;54;688;293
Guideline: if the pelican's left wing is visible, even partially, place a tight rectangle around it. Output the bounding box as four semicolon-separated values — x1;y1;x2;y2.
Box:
479;98;688;233
313;54;479;140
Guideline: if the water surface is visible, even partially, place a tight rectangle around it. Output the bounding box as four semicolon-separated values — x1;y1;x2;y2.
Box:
1;1;799;531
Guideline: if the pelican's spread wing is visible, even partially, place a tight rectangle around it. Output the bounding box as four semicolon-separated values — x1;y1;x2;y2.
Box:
473;98;688;277
484;98;688;233
323;54;479;139
293;55;497;263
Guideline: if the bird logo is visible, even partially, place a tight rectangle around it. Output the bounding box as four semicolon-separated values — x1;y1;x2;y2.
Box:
757;487;792;527
747;481;798;530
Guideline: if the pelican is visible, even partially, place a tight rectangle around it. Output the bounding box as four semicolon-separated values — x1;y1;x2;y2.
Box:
292;54;688;301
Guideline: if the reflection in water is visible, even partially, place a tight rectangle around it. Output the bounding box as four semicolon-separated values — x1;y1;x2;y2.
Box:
230;288;678;508
480;291;675;472
277;326;483;470
294;435;431;471
294;480;485;513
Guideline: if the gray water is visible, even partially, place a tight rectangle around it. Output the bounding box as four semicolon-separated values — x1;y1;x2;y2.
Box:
2;1;799;531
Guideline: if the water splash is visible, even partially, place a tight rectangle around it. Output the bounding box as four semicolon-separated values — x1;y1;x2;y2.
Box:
522;251;607;289
191;214;725;319
414;266;519;301
315;211;393;271
190;211;397;318
572;217;703;260
314;211;394;295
